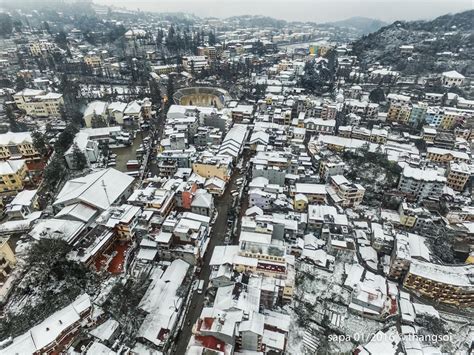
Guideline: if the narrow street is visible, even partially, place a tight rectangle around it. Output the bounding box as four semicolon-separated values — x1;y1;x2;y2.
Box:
172;158;249;354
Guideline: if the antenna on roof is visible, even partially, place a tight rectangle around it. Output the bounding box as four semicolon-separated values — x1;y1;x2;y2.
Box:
102;179;110;206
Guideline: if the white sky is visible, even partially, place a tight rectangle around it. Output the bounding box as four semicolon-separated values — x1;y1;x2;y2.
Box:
95;0;472;22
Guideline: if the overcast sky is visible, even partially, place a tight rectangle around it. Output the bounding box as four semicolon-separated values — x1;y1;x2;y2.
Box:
95;0;472;22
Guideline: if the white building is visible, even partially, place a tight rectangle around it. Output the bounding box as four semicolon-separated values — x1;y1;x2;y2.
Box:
398;166;446;202
441;70;465;87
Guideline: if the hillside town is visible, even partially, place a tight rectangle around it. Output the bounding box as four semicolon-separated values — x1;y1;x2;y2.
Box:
0;2;473;355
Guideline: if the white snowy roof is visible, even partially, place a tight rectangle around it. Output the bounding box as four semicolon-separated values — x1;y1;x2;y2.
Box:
210;245;240;266
29;218;85;244
0;131;33;145
263;329;286;351
7;189;37;207
89;319;119;342
84;100;108;117
442;70;465;79
402;166;446;183
191;190;213;209
307;204;348;226
137;260;190;347
408;261;473;287
1;294;91;354
427;147;469;161
86;341;116;355
0;159;25;175
55;202;97;223
295;183;326;195
54;168;134;211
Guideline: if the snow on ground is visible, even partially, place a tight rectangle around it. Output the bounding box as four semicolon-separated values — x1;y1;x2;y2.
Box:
290;258;388;354
438;311;474;353
296;259;352;305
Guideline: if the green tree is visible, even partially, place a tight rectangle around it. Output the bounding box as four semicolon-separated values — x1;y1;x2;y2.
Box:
44;156;66;186
54;123;78;154
71;143;88;170
0;13;13;37
6;105;27;132
54;31;68;50
31;131;49;157
208;30;216;46
0;238;98;340
166;77;175;110
15;75;27;91
91;112;108;128
149;79;162;106
43;21;51;34
369;87;385;103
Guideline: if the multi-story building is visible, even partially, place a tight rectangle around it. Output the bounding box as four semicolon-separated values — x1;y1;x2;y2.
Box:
84;53;102;68
440;109;466;130
28;40;56;56
387;103;411;123
388;233;411;279
0;132;39;161
97;204;141;240
192;155;233;182
421;127;437;144
0;236;16;283
398;202;431;228
426;147;470;165
0;159;28;193
441;70;465;87
403;261;474;307
446;162;471;191
425;107;444;127
408;102;428;125
291;183;326;204
14;89;64;117
398;166;446;202
319;158;345;181
327;175;365;207
370;127;388;144
152;64;178;75
182;56;208;71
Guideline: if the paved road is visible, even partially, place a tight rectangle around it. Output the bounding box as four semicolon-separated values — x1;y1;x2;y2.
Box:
172;161;247;354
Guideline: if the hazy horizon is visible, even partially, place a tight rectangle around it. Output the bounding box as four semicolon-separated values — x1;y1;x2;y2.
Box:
94;0;472;23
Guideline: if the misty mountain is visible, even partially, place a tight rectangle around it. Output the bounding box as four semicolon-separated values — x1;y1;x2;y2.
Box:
326;16;388;34
352;10;474;75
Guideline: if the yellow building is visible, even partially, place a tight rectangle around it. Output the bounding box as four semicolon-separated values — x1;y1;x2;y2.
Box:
294;194;308;212
403;261;474;307
446;162;471;191
14;89;64;118
28;40;55;56
369;127;388;144
192;157;232;182
387;103;411;123
0;236;16;283
0;132;39;161
398;202;418;227
84;54;102;68
440;110;465;130
0;159;28;193
421;127;437;144
327;175;365;207
426;147;470;164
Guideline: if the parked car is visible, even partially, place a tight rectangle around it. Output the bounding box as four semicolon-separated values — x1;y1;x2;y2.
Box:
197;280;205;294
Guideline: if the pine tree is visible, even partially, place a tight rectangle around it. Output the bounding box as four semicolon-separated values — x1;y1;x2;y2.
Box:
44;156;66;186
91;112;108;128
71;143;88;170
31;131;49;157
